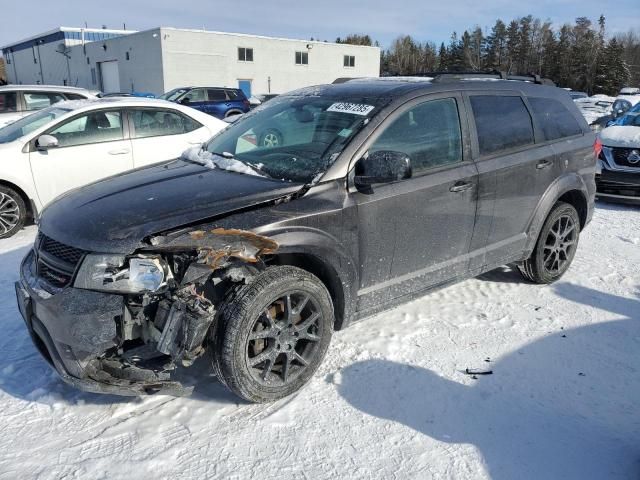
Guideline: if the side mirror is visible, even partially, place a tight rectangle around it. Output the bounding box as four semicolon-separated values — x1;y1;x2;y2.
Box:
36;134;59;150
179;97;191;105
354;150;411;191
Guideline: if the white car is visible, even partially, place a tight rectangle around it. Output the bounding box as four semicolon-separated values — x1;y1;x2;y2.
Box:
0;97;226;238
0;85;99;127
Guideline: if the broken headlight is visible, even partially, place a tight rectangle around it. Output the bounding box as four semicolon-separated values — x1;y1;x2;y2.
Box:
74;254;170;293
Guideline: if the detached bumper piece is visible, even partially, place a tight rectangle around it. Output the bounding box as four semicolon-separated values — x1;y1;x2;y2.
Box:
16;251;192;396
596;170;640;203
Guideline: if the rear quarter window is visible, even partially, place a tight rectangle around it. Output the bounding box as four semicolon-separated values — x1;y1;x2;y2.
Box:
528;97;582;141
470;95;534;155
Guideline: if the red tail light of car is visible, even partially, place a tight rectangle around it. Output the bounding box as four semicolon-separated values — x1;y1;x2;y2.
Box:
594;137;603;159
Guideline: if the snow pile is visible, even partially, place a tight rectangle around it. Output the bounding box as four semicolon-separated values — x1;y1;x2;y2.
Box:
1;203;639;479
181;147;262;176
599;125;640;148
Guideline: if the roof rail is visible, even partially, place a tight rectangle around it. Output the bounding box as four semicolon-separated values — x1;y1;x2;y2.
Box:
384;70;556;86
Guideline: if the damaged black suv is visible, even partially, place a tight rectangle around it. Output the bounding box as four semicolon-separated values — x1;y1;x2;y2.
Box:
16;74;596;403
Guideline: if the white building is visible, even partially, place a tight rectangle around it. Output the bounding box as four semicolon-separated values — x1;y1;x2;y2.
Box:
2;27;381;97
1;27;133;87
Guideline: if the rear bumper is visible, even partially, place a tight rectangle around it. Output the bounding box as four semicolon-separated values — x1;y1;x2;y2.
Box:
16;250;191;396
596;169;640;204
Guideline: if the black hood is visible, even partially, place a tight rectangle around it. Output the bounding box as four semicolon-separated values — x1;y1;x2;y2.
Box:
38;160;303;254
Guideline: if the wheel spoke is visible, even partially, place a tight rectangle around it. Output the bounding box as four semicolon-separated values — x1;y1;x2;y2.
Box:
294;311;320;332
292;351;309;367
294;295;310;315
299;331;321;342
284;294;293;322
282;353;292;382
249;346;276;367
249;327;278;341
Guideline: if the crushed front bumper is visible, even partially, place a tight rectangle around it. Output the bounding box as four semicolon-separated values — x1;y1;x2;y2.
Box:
16;250;191;396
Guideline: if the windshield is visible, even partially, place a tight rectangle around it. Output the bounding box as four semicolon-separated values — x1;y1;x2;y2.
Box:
204;96;385;183
0;107;71;144
159;88;188;101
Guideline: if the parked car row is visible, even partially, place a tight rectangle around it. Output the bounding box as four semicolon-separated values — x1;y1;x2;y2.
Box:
11;74;599;403
0;85;99;127
0;97;225;238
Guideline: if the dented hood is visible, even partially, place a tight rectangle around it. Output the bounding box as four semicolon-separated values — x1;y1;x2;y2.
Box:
38;159;303;254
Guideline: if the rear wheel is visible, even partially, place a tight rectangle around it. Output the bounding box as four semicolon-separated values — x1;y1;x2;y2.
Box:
213;266;334;403
0;186;26;239
518;202;580;284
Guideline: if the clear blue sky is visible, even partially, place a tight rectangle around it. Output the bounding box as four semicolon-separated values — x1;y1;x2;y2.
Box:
2;0;638;49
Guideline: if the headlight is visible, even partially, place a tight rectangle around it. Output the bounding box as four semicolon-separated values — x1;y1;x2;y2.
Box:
74;254;169;293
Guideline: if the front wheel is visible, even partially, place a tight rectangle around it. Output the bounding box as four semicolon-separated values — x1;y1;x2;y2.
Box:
213;266;334;403
518;202;581;284
0;186;26;239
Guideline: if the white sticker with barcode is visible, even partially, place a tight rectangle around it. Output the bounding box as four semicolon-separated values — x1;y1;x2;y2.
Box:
327;102;375;116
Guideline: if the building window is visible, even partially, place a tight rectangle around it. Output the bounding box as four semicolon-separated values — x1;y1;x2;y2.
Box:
295;51;309;65
344;55;356;68
126;52;130;61
238;47;254;62
87;57;90;65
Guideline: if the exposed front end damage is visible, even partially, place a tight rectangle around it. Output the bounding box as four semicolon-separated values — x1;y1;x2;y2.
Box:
16;228;278;396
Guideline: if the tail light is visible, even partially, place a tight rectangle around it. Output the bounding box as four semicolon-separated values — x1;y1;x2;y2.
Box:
243;99;250;108
594;137;603;159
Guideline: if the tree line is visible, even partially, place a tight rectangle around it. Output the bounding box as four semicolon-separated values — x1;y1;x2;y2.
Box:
336;16;640;96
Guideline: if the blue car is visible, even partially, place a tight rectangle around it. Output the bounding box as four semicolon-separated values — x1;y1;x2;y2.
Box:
159;86;250;119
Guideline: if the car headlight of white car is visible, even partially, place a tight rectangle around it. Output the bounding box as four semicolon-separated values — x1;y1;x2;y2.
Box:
74;254;170;293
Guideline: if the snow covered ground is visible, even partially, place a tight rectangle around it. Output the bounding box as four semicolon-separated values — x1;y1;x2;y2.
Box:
0;202;638;480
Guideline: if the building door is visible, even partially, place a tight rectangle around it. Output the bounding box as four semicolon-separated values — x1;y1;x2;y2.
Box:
99;61;121;93
238;80;252;98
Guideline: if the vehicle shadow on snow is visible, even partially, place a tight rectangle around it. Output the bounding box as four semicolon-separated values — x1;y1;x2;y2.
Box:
0;245;239;406
337;284;640;480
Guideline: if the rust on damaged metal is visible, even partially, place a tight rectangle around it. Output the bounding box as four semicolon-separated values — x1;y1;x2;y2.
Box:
188;228;279;269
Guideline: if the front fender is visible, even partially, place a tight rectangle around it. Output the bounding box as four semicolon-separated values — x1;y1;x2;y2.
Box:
265;227;359;329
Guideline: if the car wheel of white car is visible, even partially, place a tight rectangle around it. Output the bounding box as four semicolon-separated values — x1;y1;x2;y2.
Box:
259;129;283;148
0;186;26;239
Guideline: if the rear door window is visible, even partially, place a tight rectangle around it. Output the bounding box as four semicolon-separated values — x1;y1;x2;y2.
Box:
528;97;582;141
470;95;534;155
207;89;227;101
23;92;67;111
0;92;18;112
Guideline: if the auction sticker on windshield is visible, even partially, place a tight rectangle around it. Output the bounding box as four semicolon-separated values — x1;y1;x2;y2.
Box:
327;102;375;116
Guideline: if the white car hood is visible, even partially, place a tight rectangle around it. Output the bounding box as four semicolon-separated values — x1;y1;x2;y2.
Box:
600;126;640;148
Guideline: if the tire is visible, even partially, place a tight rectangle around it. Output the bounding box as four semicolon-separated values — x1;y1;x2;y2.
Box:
213;266;334;403
0;186;27;239
224;110;243;119
258;129;283;148
518;202;580;284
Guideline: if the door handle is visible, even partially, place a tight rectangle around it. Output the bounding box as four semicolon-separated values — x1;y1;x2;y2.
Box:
108;148;130;155
536;159;553;169
450;181;473;193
